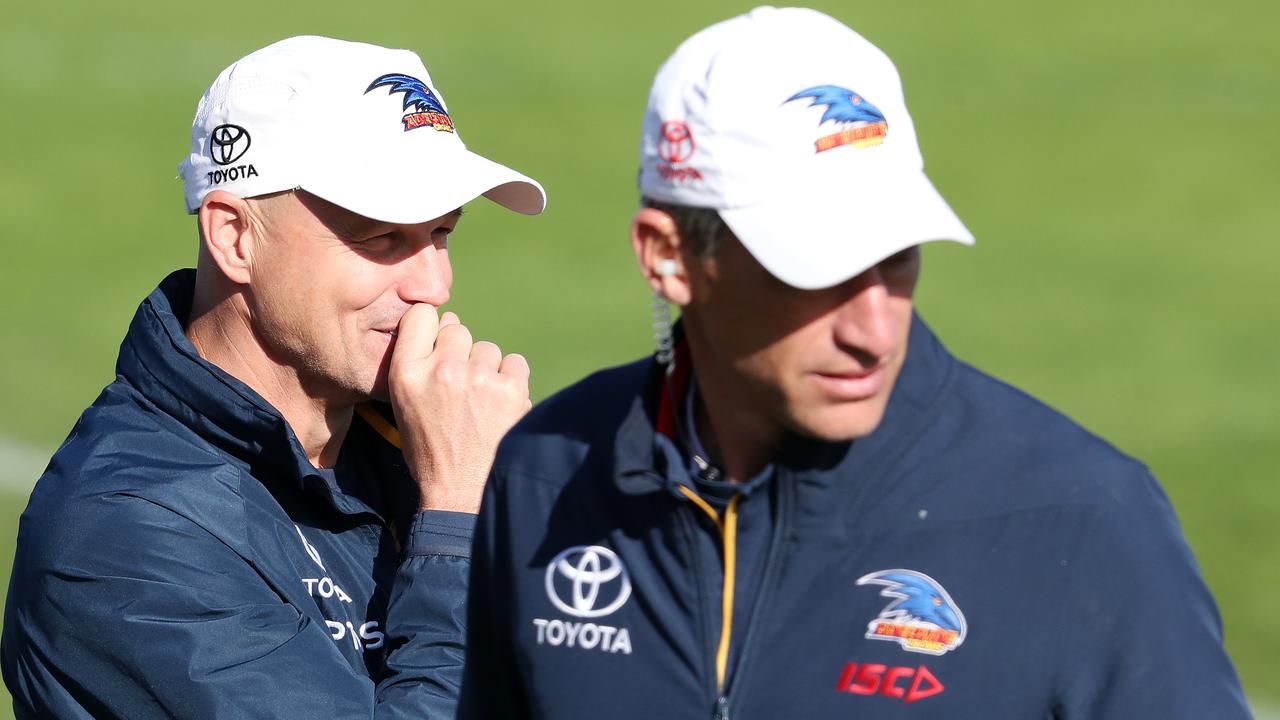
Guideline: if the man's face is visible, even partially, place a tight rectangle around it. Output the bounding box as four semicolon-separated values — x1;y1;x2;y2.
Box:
244;191;458;403
681;236;920;443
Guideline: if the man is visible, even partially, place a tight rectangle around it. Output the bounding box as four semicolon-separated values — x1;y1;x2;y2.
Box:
2;36;544;717
459;8;1250;718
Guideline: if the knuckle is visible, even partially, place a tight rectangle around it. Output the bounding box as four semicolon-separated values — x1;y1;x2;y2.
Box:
490;375;515;394
391;363;427;386
431;358;465;385
469;370;494;390
497;376;528;403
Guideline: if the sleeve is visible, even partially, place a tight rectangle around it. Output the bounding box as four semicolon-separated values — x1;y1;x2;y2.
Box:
1054;469;1252;719
456;470;532;720
1;494;475;720
375;509;475;719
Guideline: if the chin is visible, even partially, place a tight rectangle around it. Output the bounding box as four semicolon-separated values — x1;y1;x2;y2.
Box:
328;366;388;406
790;404;889;443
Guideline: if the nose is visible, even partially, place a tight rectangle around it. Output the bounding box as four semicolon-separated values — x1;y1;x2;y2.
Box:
832;265;897;360
397;239;453;308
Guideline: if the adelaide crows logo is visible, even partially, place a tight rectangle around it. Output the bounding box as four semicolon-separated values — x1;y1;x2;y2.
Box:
857;569;967;656
785;85;888;153
365;73;455;133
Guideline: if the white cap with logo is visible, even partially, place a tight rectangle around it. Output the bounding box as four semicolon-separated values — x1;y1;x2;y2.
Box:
638;6;973;290
179;35;545;223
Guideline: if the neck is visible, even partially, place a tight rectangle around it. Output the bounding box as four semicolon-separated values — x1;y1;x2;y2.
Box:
687;365;781;484
187;287;351;469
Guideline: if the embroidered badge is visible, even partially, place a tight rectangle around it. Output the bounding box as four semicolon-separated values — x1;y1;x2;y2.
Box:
366;73;456;132
656;119;703;183
857;569;967;655
785;85;888;152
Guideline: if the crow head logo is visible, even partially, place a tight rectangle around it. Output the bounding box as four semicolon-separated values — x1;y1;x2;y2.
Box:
857;569;967;655
786;85;887;126
365;73;454;132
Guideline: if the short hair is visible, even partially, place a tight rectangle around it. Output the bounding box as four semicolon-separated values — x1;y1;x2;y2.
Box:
641;197;730;258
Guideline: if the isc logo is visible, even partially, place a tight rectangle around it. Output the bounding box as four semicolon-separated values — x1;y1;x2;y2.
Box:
835;662;944;704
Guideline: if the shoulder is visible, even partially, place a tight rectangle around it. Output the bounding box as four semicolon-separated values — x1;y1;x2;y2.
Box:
517;358;651;437
895;318;1150;511
936;375;1247;718
46;378;239;492
919;358;1165;518
18;380;250;573
494;358;650;476
888;335;1204;576
478;360;657;554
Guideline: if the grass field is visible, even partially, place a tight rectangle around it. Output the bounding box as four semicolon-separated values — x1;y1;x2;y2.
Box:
2;0;1277;713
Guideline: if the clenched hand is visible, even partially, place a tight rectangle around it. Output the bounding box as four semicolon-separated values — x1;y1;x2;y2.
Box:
387;304;531;514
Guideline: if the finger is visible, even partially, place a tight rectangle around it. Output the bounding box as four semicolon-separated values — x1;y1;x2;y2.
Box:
469;341;503;372
390;304;441;368
498;353;531;386
439;311;460;329
433;322;474;362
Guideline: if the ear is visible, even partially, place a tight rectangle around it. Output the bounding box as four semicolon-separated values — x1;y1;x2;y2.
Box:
197;190;258;286
630;207;692;306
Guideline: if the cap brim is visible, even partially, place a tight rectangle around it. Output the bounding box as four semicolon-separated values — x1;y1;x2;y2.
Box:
302;146;545;225
719;170;973;290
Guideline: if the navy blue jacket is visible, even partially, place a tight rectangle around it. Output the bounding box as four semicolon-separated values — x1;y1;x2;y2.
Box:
460;315;1250;719
2;270;474;718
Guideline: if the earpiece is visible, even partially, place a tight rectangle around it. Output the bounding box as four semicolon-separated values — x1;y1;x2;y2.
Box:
657;259;679;276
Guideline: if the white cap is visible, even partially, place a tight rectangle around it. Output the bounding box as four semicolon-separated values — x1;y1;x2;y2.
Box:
638;7;973;290
179;36;545;223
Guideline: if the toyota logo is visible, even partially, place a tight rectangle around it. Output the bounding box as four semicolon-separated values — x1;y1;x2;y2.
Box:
545;545;632;618
658;120;696;164
209;123;251;166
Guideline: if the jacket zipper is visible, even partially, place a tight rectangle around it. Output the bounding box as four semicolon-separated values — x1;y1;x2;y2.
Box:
678;473;793;720
678;486;740;691
716;472;793;720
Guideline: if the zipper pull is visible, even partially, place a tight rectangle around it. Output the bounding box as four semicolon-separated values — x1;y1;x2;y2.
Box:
713;695;730;720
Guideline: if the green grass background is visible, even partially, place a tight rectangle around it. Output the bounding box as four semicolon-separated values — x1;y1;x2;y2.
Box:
2;0;1276;712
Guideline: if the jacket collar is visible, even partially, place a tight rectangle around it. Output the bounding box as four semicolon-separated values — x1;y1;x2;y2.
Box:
612;312;957;494
115;270;390;518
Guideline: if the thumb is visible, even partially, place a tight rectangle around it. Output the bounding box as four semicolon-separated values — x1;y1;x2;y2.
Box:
390;304;441;371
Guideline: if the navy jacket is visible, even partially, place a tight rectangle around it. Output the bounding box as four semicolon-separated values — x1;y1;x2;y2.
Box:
460;315;1250;719
2;270;474;718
